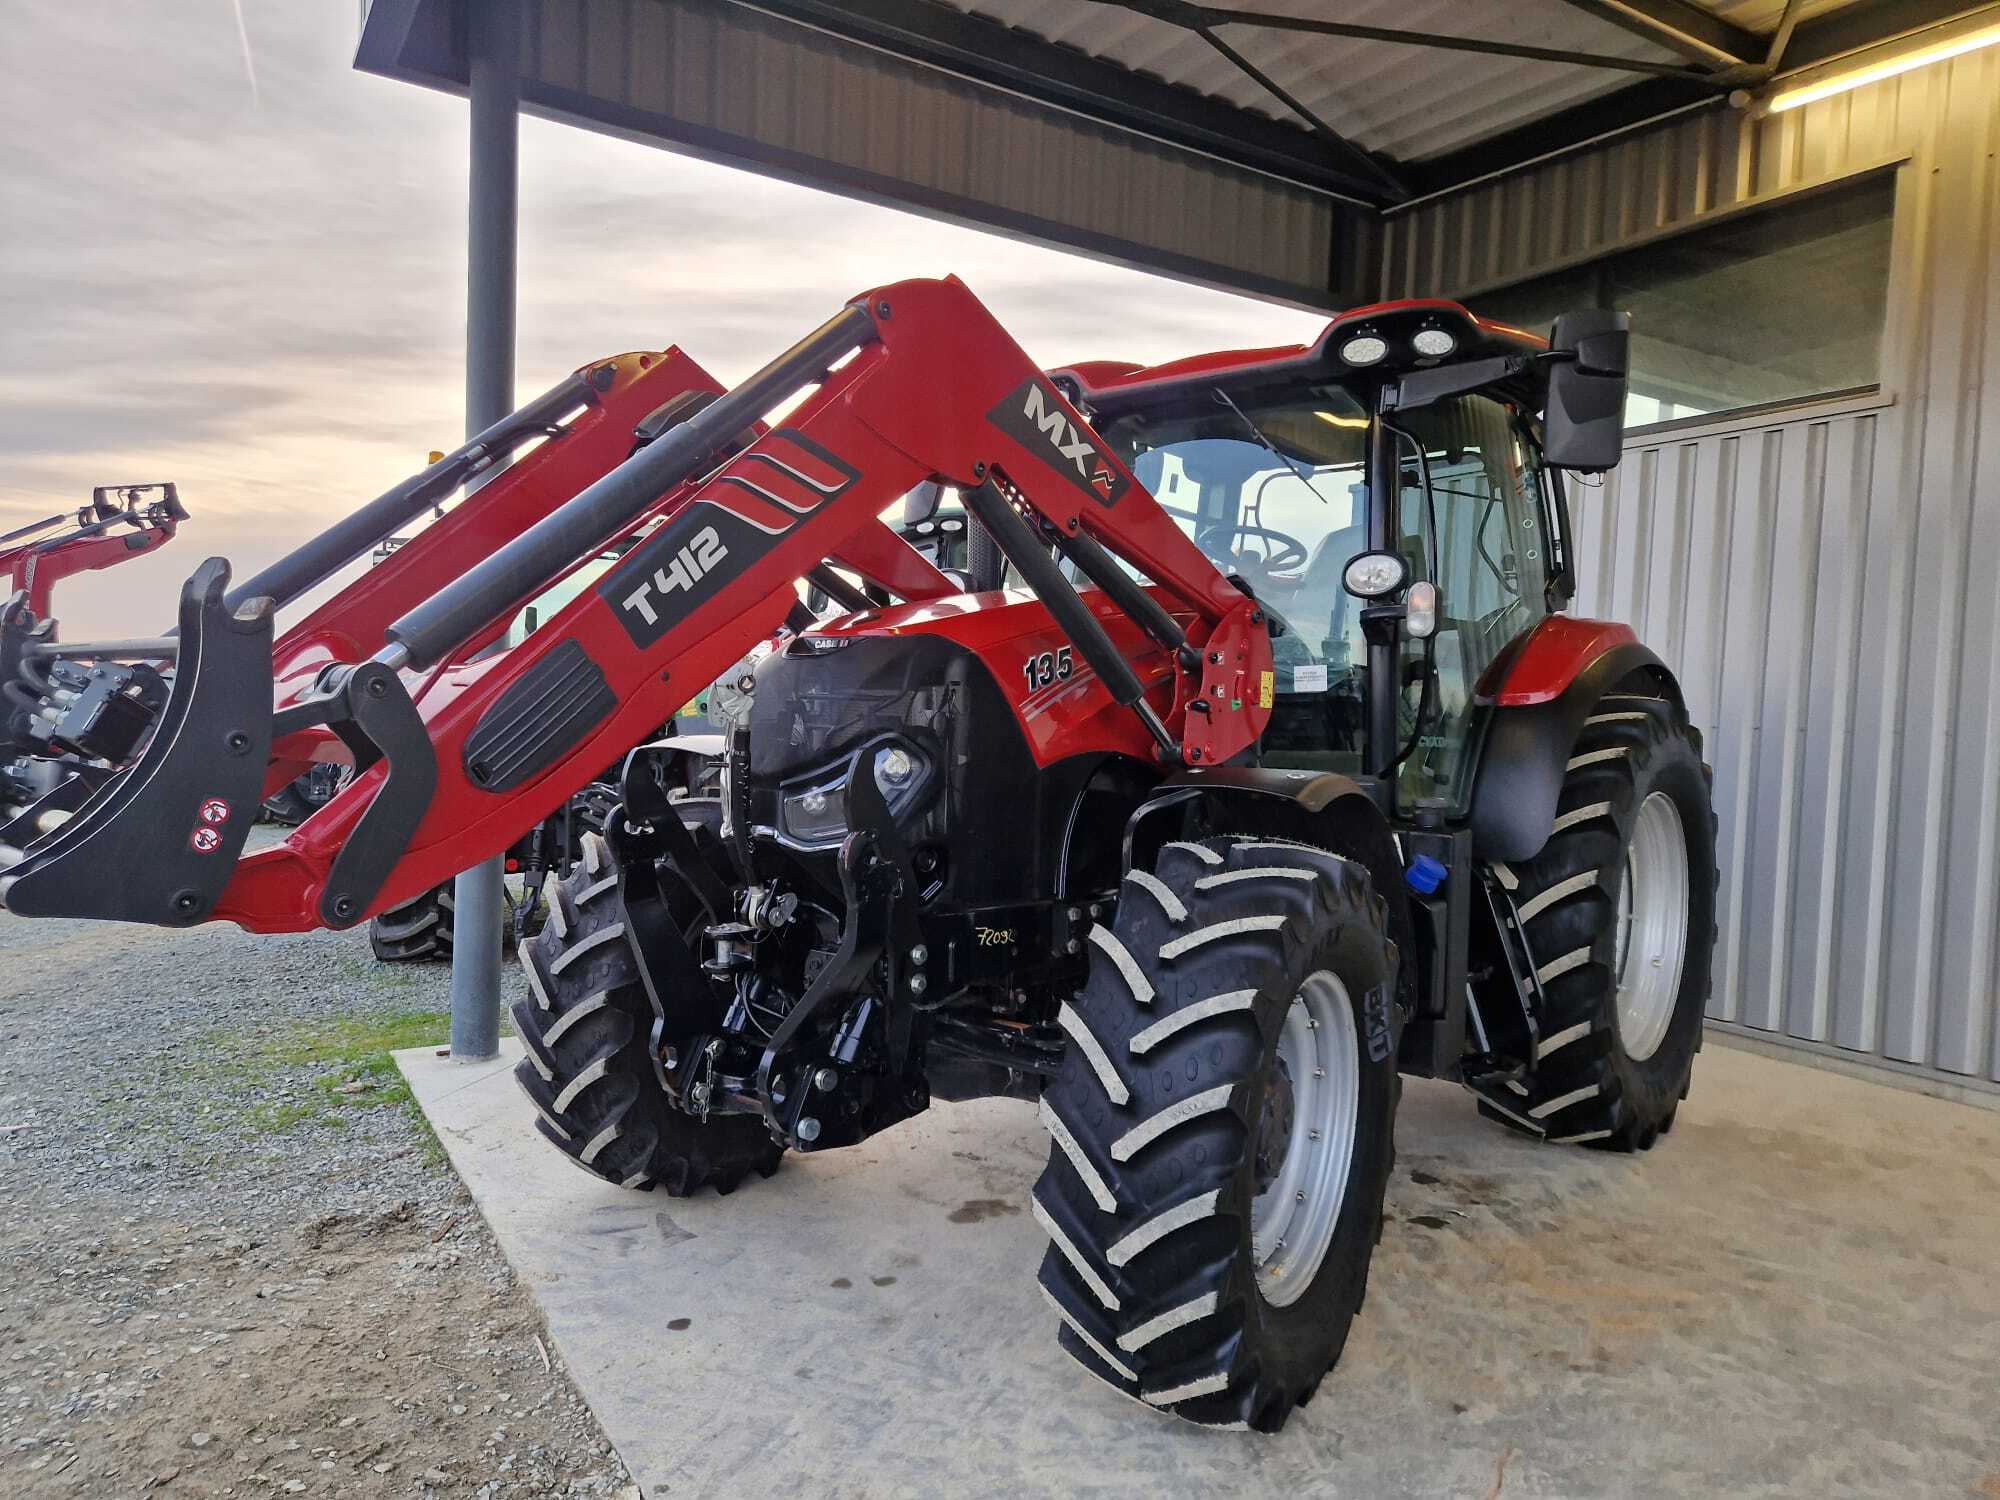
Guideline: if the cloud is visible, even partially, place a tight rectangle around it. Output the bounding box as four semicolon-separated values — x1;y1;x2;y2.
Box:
4;1;1324;638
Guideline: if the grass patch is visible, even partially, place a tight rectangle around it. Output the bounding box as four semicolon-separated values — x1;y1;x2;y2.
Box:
261;1008;452;1067
239;1009;455;1166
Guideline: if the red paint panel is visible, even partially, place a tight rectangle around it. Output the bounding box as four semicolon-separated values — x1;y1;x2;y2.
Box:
1484;616;1638;706
815;589;1177;767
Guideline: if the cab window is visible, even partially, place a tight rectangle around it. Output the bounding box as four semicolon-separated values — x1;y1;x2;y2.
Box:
1393;394;1553;812
1105;387;1371;774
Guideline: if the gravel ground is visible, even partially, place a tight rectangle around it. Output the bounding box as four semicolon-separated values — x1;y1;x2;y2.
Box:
0;837;637;1500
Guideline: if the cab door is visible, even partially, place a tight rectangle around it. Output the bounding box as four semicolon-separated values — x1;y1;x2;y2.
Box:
1390;395;1558;815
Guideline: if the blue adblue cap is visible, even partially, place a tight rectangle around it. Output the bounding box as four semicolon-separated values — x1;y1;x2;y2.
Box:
1405;854;1448;896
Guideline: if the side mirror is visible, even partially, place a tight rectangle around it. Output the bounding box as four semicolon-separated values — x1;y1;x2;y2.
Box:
1543;309;1630;473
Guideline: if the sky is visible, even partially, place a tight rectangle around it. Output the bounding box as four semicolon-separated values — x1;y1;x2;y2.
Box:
0;1;1327;638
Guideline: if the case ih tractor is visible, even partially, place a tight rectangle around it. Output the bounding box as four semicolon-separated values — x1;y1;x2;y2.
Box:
0;280;1714;1432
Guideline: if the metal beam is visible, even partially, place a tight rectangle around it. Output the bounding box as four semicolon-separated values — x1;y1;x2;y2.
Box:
1764;0;1805;70
449;0;520;1066
1551;0;1761;68
1208;7;1716;79
726;0;1394;203
1775;0;2000;70
1409;0;2000;199
1083;0;1411;200
1188;22;1411;201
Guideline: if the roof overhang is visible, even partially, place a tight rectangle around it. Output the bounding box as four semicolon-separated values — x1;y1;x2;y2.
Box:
358;0;2000;307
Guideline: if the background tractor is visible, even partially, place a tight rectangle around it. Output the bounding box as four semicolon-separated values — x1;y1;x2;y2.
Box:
0;280;1714;1433
2;484;187;827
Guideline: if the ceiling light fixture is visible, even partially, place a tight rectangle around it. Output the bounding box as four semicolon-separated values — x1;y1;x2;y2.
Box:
1768;16;2000;112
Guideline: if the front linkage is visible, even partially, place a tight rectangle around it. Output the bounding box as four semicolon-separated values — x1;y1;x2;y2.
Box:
600;734;1079;1155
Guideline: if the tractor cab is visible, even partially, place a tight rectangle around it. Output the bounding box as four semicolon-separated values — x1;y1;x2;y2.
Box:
1066;300;1621;820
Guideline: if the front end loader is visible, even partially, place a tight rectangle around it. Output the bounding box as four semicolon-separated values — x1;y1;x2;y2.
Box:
0;279;1715;1432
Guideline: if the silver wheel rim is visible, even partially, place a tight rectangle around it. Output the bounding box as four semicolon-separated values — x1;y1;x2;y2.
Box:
1613;791;1691;1062
1251;971;1359;1308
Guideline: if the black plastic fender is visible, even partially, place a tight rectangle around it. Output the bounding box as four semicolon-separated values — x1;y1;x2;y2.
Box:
1123;765;1417;1016
1467;641;1682;863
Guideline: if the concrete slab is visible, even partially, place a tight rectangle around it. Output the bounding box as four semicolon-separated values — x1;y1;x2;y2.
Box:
399;1041;2000;1498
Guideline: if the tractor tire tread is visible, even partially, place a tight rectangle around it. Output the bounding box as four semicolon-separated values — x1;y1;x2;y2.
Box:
1033;836;1401;1433
510;851;782;1197
1473;697;1717;1151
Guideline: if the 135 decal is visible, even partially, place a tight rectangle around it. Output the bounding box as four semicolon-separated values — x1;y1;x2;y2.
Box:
1022;645;1074;691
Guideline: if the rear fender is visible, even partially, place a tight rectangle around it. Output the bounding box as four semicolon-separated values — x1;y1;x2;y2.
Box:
1468;633;1682;862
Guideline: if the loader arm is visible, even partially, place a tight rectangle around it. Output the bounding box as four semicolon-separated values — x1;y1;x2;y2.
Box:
258;348;957;797
0;277;1270;933
3;485;187;620
260;349;730;796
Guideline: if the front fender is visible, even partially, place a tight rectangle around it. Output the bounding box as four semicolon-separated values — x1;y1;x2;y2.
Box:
1468;635;1681;862
1123;765;1417;1013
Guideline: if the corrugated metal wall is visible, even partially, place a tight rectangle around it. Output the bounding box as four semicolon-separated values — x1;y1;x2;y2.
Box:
1382;52;2000;1089
513;0;1369;306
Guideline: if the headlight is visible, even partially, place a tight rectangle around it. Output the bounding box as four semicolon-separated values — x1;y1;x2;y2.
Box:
1412;327;1457;358
1338;333;1387;366
875;746;917;789
777;742;931;848
780;776;850;845
1342;550;1408;598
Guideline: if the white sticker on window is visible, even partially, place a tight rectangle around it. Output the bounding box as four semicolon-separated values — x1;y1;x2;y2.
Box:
1290;664;1329;694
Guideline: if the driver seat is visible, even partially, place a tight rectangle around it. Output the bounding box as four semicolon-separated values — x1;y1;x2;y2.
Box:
1285;522;1367;660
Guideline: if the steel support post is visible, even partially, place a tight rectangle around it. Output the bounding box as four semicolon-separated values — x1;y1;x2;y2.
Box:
449;0;520;1063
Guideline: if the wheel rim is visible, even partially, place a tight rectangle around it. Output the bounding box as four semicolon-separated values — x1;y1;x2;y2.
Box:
1250;971;1359;1308
1613;791;1691;1062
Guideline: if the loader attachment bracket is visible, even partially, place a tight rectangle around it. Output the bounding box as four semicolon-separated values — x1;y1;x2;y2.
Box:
281;657;438;928
1;558;273;926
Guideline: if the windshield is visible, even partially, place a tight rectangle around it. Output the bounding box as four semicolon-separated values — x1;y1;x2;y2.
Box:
1099;382;1556;793
1099;384;1372;772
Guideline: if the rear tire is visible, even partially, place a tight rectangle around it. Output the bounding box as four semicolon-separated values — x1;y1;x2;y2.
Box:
511;832;782;1195
1033;836;1401;1431
1474;695;1716;1150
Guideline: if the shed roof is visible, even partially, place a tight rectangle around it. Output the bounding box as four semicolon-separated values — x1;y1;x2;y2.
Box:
356;0;1988;307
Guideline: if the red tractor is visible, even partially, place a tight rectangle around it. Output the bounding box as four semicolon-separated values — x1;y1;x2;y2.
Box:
0;280;1714;1432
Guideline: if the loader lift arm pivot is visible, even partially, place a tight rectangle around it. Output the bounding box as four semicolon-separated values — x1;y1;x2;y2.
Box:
0;278;1273;933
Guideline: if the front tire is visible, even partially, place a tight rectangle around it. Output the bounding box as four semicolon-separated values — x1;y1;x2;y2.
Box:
511;832;782;1195
1033;836;1401;1432
368;882;456;963
1475;695;1716;1149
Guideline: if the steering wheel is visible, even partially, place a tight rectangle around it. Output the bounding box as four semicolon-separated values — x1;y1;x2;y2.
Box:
1196;521;1310;573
